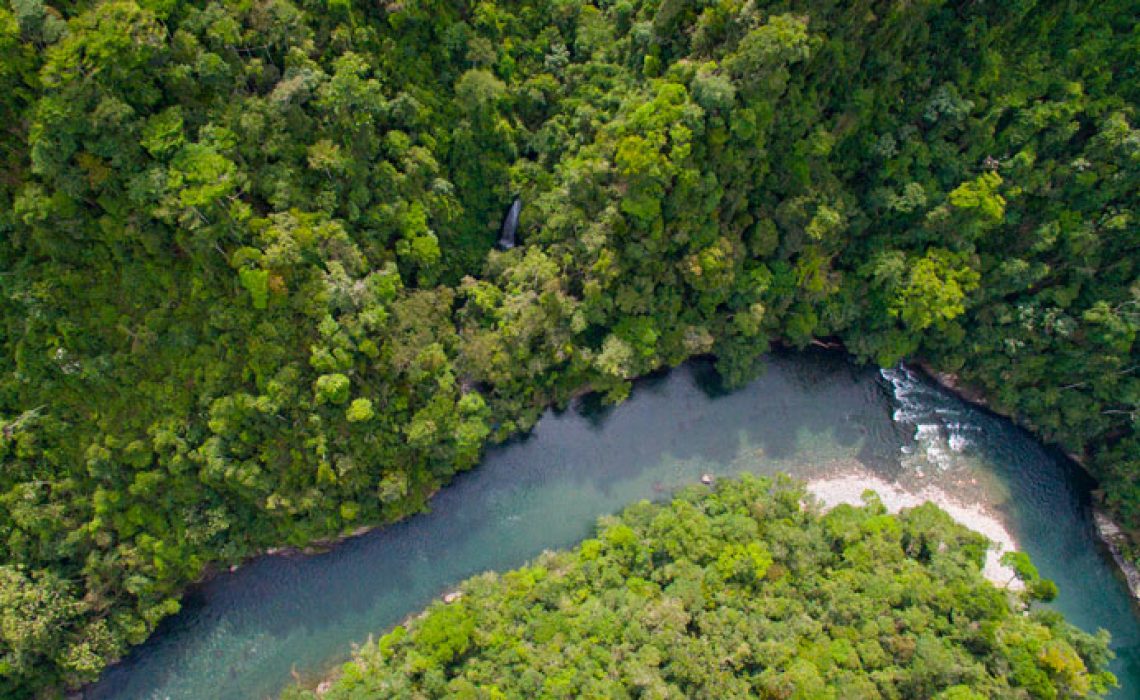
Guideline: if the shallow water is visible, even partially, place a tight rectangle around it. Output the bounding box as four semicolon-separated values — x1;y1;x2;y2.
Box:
87;351;1140;699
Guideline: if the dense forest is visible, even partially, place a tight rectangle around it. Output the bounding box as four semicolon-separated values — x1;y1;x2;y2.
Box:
0;0;1137;694
284;476;1117;699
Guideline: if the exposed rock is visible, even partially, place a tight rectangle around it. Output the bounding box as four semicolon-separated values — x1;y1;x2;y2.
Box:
806;468;1022;589
912;361;991;408
1094;509;1140;600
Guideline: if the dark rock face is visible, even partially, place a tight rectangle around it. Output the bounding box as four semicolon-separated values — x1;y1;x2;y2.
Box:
497;198;521;250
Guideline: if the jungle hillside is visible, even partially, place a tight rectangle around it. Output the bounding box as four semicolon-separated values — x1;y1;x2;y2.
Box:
0;0;1137;695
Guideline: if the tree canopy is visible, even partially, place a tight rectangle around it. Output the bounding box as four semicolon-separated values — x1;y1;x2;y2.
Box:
286;476;1116;699
0;0;1136;694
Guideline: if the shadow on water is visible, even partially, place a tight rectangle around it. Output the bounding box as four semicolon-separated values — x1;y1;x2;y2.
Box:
87;351;1140;700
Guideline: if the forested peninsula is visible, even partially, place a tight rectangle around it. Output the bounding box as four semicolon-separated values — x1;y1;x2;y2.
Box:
0;0;1136;695
285;476;1117;699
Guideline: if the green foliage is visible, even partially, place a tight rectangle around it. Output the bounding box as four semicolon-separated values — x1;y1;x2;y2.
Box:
295;477;1116;699
0;0;1136;693
891;250;981;332
345;398;374;423
314;374;351;406
949;173;1006;224
239;268;270;310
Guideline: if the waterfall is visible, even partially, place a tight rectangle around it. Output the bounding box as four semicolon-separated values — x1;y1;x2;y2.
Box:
497;198;521;250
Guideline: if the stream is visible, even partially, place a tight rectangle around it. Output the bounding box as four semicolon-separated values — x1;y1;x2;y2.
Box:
87;351;1140;699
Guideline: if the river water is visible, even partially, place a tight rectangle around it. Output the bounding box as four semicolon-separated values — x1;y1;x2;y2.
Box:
87;351;1140;699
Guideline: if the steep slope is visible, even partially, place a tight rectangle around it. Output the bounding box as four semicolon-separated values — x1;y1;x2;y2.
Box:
0;0;1135;693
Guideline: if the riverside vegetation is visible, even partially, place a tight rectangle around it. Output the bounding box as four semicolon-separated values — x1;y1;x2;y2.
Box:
284;476;1117;699
0;0;1137;695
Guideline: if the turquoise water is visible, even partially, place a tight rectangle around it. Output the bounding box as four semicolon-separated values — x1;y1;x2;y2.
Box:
87;352;1140;699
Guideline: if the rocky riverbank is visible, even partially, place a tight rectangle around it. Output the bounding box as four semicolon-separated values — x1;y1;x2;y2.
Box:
806;468;1021;588
911;361;1140;600
1094;509;1140;600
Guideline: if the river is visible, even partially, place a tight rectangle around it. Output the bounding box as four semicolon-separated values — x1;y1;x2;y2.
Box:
87;351;1140;699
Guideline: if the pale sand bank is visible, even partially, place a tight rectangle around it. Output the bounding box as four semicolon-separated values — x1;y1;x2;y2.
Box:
806;470;1021;588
